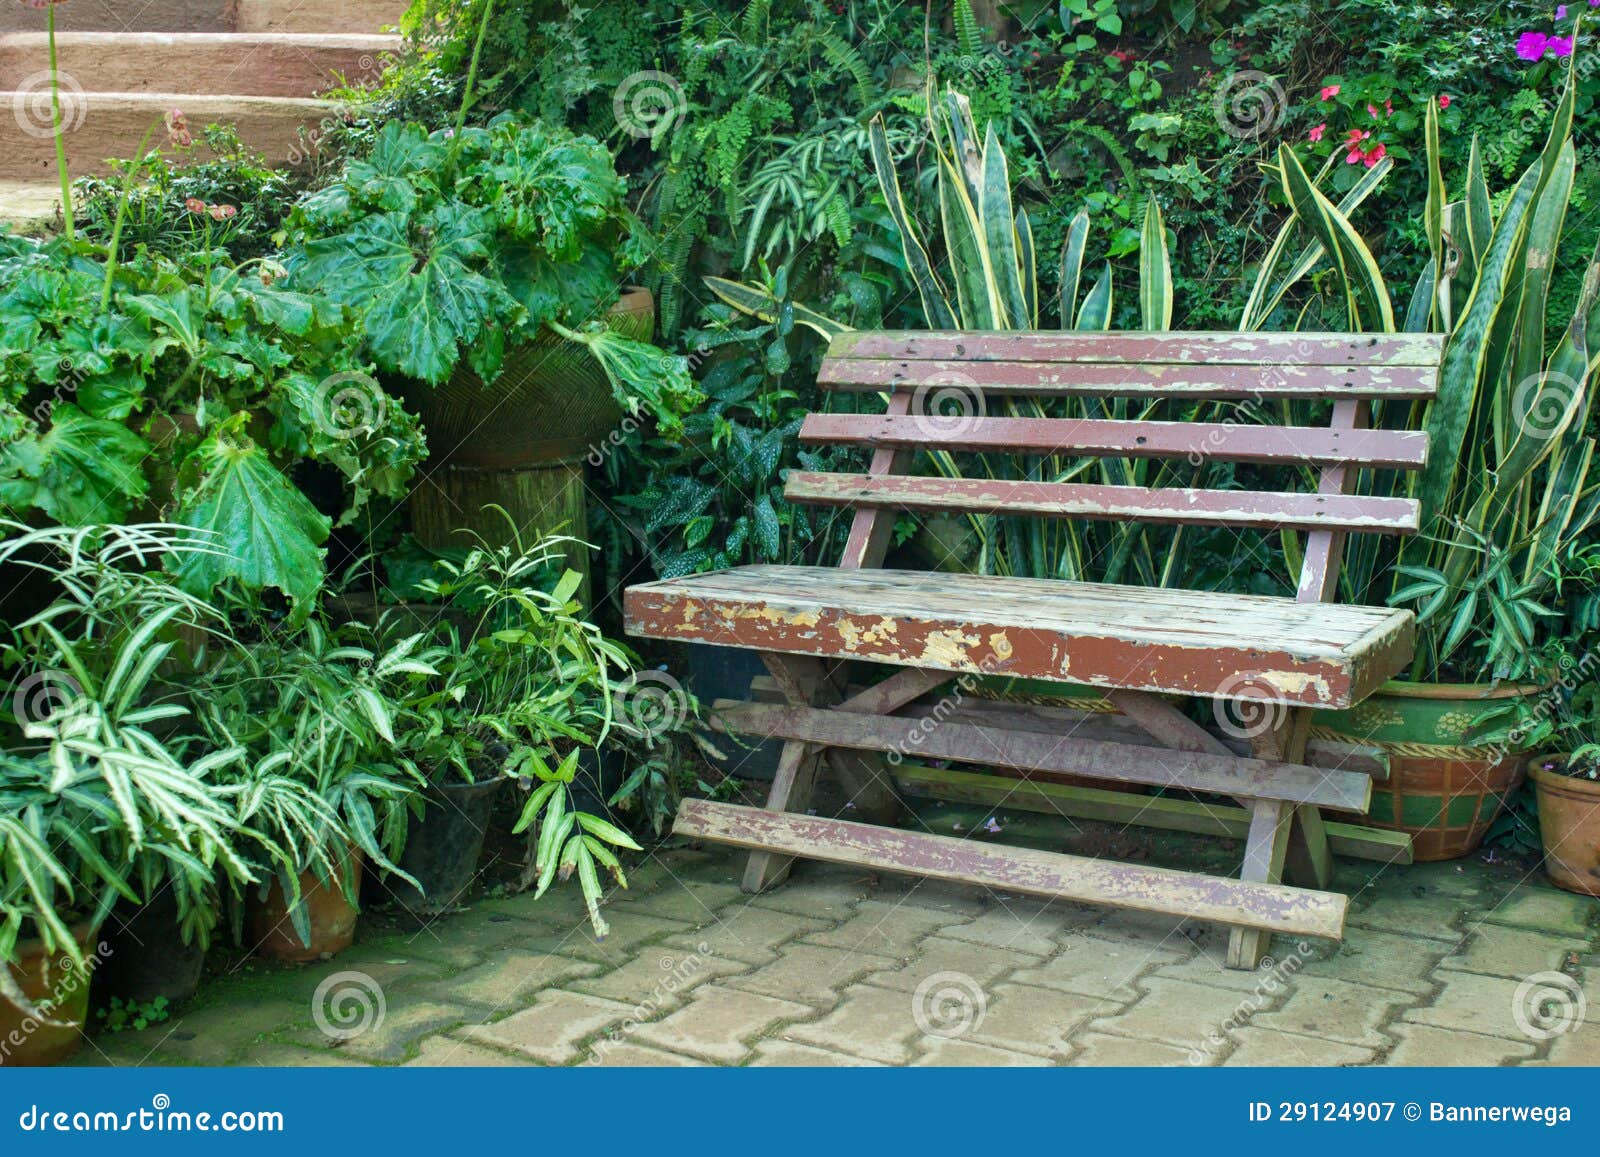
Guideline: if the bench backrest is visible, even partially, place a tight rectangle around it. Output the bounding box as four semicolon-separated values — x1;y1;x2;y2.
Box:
787;330;1444;603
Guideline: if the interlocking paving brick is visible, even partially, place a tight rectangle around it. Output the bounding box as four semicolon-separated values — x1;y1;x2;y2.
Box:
567;941;748;1010
427;949;601;1011
605;878;746;928
458;991;636;1064
1385;1023;1538;1065
1297;929;1449;995
1403;970;1552;1041
1010;935;1185;1002
539;911;697;968
1088;977;1262;1051
1480;887;1599;938
1069;906;1206;949
1064;1031;1196;1066
1347;887;1473;941
1148;946;1302;993
1443;925;1585;979
966;982;1100;1058
722;941;896;1007
123;998;306;1065
1253;977;1410;1047
802;899;970;957
914;1037;1044;1066
629;984;811;1064
1539;1025;1600;1066
1221;1028;1379;1066
784;983;928;1063
224;1043;375;1067
750;1039;883;1066
874;876;990;918
744;866;872;920
384;909;573;971
404;1034;534;1067
857;935;1037;995
659;905;832;967
302;999;477;1063
583;1040;707;1066
933;901;1068;957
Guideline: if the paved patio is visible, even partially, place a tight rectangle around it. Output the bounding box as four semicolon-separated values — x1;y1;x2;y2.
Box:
77;830;1599;1068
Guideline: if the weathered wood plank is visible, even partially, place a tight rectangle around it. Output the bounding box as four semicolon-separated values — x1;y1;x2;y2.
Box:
827;330;1446;367
818;358;1441;399
707;700;1373;813
800;413;1429;470
785;472;1422;536
839;389;914;570
674;799;1348;940
890;764;1412;864
627;566;1417;710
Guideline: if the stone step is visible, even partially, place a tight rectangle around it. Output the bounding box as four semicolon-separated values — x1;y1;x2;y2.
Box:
0;91;337;180
0;179;63;231
0;0;410;34
236;0;412;34
0;32;401;98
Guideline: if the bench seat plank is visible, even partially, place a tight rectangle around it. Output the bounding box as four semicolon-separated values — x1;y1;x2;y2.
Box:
800;412;1430;468
707;699;1373;812
624;565;1415;709
785;472;1420;534
828;330;1446;366
675;799;1348;940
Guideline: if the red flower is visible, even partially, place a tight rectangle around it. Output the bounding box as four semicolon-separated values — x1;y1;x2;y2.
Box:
1309;122;1326;142
1439;93;1452;109
1319;84;1340;100
1363;142;1387;168
1110;48;1133;62
207;203;237;221
184;198;206;214
1344;129;1371;164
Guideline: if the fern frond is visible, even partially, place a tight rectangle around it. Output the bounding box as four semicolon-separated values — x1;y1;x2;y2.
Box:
953;0;982;57
815;28;877;110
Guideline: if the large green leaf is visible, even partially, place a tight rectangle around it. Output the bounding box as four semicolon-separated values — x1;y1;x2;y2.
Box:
1138;197;1172;331
0;403;149;523
1276;146;1394;331
169;431;331;614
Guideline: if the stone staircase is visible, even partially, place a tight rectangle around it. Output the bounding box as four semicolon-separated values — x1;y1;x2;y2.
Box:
0;0;409;226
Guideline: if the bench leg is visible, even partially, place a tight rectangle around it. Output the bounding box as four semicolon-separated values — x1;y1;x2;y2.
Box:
1227;798;1294;969
1250;708;1335;891
743;738;824;893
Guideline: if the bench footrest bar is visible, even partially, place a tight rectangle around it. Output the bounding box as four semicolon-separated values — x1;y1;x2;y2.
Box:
673;799;1348;940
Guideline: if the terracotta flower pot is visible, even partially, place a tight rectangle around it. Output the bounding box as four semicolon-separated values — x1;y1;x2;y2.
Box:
1529;755;1600;896
1;922;99;1068
247;857;363;963
1312;680;1544;861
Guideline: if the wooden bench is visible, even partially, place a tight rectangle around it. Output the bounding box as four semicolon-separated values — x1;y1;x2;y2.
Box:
625;330;1442;968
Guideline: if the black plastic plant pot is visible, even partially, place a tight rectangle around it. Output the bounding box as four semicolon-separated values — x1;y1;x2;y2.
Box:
94;887;207;1009
686;641;783;781
390;776;507;914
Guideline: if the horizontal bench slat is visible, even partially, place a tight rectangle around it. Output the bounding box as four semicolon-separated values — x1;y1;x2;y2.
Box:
828;330;1446;367
800;413;1429;469
890;765;1412;864
674;799;1349;939
817;358;1440;399
785;471;1421;534
708;700;1373;813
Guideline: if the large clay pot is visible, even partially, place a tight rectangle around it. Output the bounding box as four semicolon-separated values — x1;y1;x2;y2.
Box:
247;857;363;963
1;922;98;1067
1529;756;1600;896
405;288;655;469
1312;680;1544;861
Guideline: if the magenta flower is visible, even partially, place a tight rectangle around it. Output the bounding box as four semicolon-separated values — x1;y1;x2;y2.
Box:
1517;31;1551;58
1319;84;1340;100
1557;3;1568;16
1549;34;1574;56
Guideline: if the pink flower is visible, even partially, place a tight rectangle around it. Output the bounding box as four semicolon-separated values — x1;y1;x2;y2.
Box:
1309;122;1326;142
1109;48;1133;62
1385;99;1393;116
1367;102;1379;118
1344;128;1371;164
1517;31;1551;59
1549;34;1574;56
1557;3;1568;16
1319;84;1340;100
1363;142;1387;168
184;198;206;214
1439;93;1452;109
165;107;192;149
207;203;237;221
